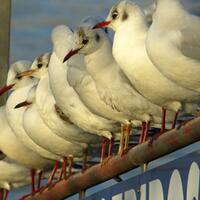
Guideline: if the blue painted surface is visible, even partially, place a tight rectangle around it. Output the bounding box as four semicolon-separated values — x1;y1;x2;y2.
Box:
85;141;200;200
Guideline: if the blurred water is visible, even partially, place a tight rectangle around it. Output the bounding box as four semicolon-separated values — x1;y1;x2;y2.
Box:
10;0;200;63
10;0;154;63
8;0;200;199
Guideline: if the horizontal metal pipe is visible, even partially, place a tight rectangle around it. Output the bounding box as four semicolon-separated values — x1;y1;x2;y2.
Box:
26;117;200;200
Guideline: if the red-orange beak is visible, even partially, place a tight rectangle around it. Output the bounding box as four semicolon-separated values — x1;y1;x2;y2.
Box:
0;84;15;96
16;69;37;78
93;21;111;29
14;101;32;109
63;48;81;63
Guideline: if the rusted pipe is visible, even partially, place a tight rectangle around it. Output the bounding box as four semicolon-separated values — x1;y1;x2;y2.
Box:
26;117;200;200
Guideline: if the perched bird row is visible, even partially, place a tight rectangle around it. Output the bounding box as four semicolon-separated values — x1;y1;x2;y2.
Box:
0;0;200;199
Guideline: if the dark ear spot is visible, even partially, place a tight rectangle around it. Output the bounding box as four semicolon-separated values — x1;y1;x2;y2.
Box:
122;11;128;21
16;75;22;80
37;63;43;68
95;33;100;42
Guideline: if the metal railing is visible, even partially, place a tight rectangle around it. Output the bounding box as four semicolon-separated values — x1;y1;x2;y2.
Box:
26;117;200;200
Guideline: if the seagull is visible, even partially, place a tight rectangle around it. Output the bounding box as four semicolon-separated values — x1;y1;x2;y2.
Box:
67;17;129;125
0;158;30;200
67;17;133;154
0;61;53;194
6;59;64;192
18;52;100;170
67;41;132;155
93;0;200;133
48;25;120;161
5;61;62;163
0;157;62;200
146;0;200;93
30;53;100;146
33;53;101;169
63;25;180;154
16;84;86;182
0;105;53;194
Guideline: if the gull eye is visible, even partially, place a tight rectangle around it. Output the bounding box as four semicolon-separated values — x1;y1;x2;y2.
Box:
37;63;43;68
16;73;22;80
17;75;22;80
112;11;118;20
82;39;89;45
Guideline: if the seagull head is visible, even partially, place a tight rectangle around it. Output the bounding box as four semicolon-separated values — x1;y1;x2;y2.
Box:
29;52;51;79
93;0;143;31
0;60;34;96
63;27;105;62
16;52;51;81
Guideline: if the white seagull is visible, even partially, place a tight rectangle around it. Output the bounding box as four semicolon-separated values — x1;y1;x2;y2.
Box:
18;53;100;170
16;84;86;182
146;0;200;93
5;61;62;163
0;158;30;200
29;53;100;146
48;25;120;161
93;0;200;132
0;61;53;194
63;25;179;153
4;60;69;192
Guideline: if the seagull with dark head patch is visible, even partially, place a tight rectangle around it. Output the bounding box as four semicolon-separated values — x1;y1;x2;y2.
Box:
63;23;179;153
93;0;200;136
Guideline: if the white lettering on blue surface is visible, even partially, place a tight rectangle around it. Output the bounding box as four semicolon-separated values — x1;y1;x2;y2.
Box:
105;162;200;200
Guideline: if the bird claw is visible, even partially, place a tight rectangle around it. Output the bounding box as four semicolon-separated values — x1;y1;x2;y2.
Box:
20;192;35;200
119;148;129;157
20;183;53;200
101;156;113;167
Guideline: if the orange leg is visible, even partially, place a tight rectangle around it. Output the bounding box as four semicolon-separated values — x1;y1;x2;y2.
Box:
58;167;63;181
118;124;125;155
37;171;43;190
142;122;150;143
48;161;60;185
124;124;132;151
100;137;107;163
82;149;88;172
108;137;114;156
0;189;3;200
62;157;67;179
3;190;8;200
171;112;178;129
30;169;36;193
161;108;166;133
139;122;146;144
68;155;74;176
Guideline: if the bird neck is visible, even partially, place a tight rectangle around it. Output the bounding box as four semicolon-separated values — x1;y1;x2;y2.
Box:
36;73;48;99
84;38;116;82
116;12;148;43
48;53;68;93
